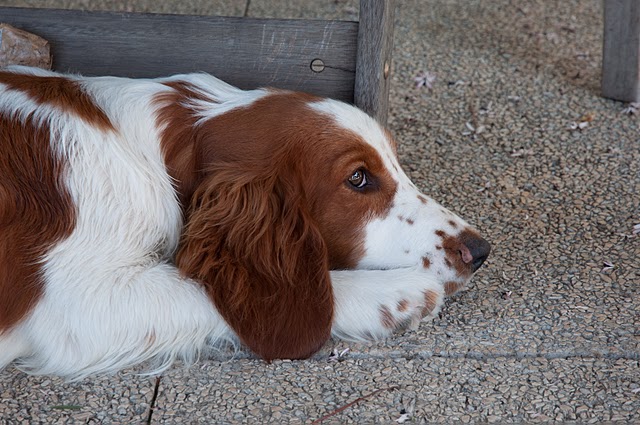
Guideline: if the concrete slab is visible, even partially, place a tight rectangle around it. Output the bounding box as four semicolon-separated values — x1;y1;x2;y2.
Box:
0;0;638;423
0;368;155;424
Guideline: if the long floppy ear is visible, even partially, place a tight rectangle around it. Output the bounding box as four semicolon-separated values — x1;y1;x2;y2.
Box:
176;166;333;361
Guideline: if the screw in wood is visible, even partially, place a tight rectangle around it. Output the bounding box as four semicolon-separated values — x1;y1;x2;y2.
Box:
310;58;325;73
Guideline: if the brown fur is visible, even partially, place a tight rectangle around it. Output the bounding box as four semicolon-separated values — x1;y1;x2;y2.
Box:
176;167;333;360
157;88;397;360
397;299;409;312
0;115;76;332
154;82;206;207
380;305;395;329
421;290;439;317
0;71;113;332
444;281;464;296
0;71;113;131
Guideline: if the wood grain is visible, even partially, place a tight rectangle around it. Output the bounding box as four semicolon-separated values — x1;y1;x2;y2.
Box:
354;0;395;124
0;6;358;101
602;0;640;102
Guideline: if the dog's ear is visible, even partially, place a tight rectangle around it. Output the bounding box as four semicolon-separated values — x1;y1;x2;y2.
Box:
176;166;333;361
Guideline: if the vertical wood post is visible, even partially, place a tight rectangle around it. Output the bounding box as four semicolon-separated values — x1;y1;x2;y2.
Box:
354;0;396;124
602;0;640;102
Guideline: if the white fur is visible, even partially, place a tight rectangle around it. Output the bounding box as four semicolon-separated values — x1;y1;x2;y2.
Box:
310;99;470;276
0;67;246;379
0;68;476;379
331;267;445;341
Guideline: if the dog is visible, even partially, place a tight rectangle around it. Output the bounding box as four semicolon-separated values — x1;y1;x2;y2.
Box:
0;66;490;379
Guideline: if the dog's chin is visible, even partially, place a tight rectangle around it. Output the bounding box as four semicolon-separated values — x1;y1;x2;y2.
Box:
441;277;475;297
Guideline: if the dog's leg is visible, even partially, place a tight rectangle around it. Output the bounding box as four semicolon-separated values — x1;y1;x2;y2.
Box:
15;263;235;379
330;267;445;341
0;329;31;372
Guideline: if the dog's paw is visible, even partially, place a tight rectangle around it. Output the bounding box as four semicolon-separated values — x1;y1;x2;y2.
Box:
331;269;445;341
377;280;445;334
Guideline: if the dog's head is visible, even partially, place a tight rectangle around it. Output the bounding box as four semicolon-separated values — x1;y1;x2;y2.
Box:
156;80;490;360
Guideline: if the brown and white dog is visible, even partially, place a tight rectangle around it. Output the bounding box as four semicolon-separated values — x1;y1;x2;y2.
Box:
0;66;490;379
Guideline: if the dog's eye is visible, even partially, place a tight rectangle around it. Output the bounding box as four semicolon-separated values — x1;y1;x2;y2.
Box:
348;169;368;189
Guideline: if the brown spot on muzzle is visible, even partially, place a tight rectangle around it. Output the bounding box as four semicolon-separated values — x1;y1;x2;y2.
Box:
436;230;472;278
398;215;415;225
436;228;490;277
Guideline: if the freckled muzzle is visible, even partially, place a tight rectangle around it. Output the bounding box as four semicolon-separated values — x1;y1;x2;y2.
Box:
439;229;491;276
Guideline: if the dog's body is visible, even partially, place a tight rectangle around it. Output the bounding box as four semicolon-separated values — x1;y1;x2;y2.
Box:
0;67;490;379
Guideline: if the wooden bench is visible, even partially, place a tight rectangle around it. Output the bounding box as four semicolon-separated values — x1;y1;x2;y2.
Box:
0;1;395;123
602;0;640;103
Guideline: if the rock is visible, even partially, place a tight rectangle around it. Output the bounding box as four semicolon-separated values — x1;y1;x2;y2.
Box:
0;23;51;69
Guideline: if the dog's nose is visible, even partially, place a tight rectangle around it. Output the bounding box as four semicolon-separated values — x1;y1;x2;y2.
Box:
459;233;491;272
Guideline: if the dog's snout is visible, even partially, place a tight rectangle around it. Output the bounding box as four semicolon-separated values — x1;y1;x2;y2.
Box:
459;232;491;272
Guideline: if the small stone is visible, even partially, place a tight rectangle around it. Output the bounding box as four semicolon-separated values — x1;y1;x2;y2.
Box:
0;24;51;69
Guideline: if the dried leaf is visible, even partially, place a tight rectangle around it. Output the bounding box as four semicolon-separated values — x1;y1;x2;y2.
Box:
448;80;467;87
568;121;589;131
601;261;614;272
396;413;411;423
569;112;595;131
328;347;350;362
413;71;436;90
579;112;596;122
479;101;493;116
477;181;492;193
311;387;399;424
511;149;534;157
621;103;640;115
463;122;486;138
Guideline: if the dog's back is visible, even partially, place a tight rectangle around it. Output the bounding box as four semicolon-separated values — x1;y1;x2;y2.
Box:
0;67;234;377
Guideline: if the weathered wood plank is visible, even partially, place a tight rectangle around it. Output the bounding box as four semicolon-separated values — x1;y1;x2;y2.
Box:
602;0;640;102
354;0;395;124
0;6;358;101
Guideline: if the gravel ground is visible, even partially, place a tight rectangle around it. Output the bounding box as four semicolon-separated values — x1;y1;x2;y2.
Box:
0;0;639;423
0;367;155;423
